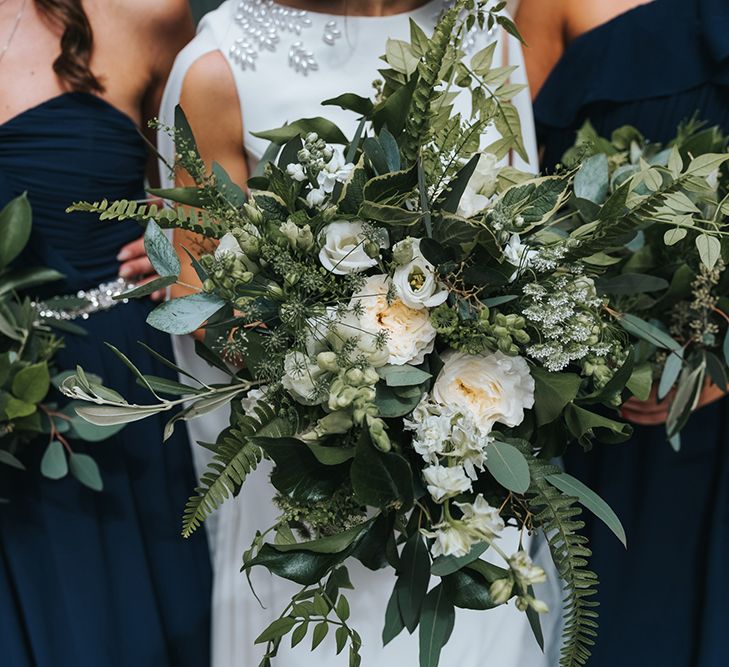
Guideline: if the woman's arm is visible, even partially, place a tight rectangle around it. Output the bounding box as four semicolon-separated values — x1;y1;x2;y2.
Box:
515;0;567;100
173;51;248;305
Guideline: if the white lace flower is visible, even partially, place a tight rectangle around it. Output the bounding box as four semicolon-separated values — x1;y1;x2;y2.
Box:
392;238;449;310
318;221;387;275
457;153;499;218
350;274;436;366
432;350;535;432
422;465;472;502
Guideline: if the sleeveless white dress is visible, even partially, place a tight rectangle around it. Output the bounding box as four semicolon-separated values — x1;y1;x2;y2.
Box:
159;2;561;665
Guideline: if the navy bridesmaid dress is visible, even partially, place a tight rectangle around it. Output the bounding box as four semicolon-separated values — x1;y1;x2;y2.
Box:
535;1;729;665
0;93;212;666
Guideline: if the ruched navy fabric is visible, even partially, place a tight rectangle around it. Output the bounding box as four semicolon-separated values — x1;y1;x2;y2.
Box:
535;2;729;665
0;92;212;667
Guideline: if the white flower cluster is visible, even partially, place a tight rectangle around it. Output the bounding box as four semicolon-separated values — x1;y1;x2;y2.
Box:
522;275;610;371
285;132;355;208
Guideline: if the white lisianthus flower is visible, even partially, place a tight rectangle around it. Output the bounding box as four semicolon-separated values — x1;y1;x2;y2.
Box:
286;163;307;182
509;551;547;586
455;494;505;541
457;153;499;218
318;221;388;275
351;274;436;366
432;350;535;432
317;146;355;194
422;465;472;502
392;238;449;310
424;523;474;559
503;234;539;281
281;351;324;405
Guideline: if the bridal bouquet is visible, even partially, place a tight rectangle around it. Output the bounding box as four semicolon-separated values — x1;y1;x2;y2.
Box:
65;2;633;665
0;194;119;496
560;121;729;448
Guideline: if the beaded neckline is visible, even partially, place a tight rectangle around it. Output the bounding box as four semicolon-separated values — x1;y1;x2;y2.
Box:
228;0;462;75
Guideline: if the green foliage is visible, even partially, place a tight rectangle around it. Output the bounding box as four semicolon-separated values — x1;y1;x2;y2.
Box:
182;402;289;537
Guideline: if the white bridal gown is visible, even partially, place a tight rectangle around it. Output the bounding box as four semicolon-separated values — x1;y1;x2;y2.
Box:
159;1;562;665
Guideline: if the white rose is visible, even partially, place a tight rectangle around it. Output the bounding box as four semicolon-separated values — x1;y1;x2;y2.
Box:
392;238;449;310
318;221;388;275
503;234;538;281
422;464;472;502
350;274;436;366
432;350;535;432
281;351;325;405
457;153;499;218
426;523;474;559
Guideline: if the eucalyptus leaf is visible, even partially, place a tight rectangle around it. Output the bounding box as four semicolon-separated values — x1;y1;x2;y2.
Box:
574;154;609;204
147;293;226;335
530;367;581;426
11;363;50;404
658;348;684;400
144;220;181;277
377;364;431;388
485;441;530;493
69;453;103;491
0;449;25;470
40;440;68;479
618;314;681;351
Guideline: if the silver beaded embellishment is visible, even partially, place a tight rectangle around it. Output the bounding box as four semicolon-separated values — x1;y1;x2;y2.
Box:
231;0;315;73
34;278;137;322
322;20;341;46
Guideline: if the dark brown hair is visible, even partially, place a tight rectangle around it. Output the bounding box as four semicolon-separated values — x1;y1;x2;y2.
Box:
34;0;104;93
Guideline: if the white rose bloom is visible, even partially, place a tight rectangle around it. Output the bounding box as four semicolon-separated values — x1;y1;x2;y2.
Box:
306;187;327;208
326;311;389;368
286;163;307;182
432;350;535;432
425;523;474;559
503;234;539;281
422;465;472;502
318;221;387;275
281;351;325;405
392;238;449;310
351;274;437;366
457;153;499;218
455;494;505;541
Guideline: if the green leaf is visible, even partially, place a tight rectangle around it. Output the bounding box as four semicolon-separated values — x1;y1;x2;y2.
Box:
146;186;204;207
443;563;499;610
396;532;431;633
358;201;421;226
69;453;103;491
438;154;480;214
143;220;181;277
0;193;32;269
375;384;422;418
321;93;374;116
3;396;37;420
696;234;721;270
666;358;706;438
383;588;405;646
136;375;204;397
252;118;349;145
75;404;165;426
686;153;729;177
118;276;176;300
146;293;225;335
618;313;681;351
658;349;684;400
565;404;632;445
530;367;581;426
335;626;348;654
255;617;298;644
470;42;497;75
306;442;355;465
312;622;329;649
418;585;455;667
627;363;653;401
546;472;627;547
212;161;247;208
12;363;50;404
272;520;375;555
525;585;545;651
431;542;489;577
486;441;530;493
0;267;64;297
386;38;419;75
574;154;609;204
40;440;68;480
351;434;414;509
377;364;431;388
597;273;669;295
291;622;309;648
664;227;688;246
0;449;25;470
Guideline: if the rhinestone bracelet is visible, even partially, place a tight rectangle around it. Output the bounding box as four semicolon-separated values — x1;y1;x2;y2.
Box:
34;277;137;322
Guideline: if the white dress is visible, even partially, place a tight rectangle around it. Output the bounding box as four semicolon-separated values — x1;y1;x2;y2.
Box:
159;2;562;665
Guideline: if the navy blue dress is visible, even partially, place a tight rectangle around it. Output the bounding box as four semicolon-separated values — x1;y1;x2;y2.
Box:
535;1;729;665
0;93;212;667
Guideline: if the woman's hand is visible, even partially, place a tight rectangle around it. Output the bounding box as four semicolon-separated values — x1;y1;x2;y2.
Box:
117;236;166;302
621;381;727;426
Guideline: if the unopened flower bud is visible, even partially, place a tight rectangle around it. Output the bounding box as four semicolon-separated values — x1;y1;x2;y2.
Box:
345;368;365;386
317;351;339;372
489;578;513;605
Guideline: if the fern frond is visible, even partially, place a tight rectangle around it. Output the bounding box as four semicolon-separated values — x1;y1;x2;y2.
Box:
527;458;598;667
181;403;293;537
67;199;226;239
